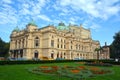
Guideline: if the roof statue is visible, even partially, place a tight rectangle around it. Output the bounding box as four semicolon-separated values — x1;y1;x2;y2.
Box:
58;21;65;26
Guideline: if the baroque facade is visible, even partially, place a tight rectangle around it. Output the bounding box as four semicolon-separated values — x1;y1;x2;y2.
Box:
9;22;101;60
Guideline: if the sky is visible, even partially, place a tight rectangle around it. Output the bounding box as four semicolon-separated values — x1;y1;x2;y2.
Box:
0;0;120;46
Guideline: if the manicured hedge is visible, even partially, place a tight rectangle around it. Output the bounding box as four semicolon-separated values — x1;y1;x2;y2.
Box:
0;60;84;65
0;59;119;65
85;62;113;67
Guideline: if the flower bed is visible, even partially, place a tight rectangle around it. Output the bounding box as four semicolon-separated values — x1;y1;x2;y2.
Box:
28;65;113;79
89;67;113;75
71;69;80;73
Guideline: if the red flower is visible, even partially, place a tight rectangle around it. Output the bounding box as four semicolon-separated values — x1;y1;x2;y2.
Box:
39;66;49;69
79;66;86;69
71;69;80;73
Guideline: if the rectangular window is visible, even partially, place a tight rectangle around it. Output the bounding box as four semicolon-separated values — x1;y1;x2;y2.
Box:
15;41;17;49
71;46;72;49
19;42;20;48
51;40;54;47
22;41;24;48
61;44;62;48
34;39;39;48
36;40;39;46
76;45;78;50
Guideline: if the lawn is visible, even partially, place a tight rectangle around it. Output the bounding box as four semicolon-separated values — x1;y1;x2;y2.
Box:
0;62;120;80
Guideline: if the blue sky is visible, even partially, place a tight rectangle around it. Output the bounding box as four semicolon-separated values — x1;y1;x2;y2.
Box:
0;0;120;46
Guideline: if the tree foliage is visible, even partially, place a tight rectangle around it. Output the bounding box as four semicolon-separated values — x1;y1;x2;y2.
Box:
0;38;10;57
110;31;120;58
95;47;102;60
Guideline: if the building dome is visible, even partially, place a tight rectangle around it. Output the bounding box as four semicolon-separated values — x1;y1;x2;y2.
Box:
57;22;69;31
26;20;38;32
12;26;20;32
27;19;37;27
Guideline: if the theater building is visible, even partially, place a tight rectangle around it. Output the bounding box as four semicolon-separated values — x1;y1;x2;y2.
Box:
9;21;101;60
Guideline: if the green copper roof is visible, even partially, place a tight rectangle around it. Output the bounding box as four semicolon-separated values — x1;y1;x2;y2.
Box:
27;19;37;27
57;22;69;31
12;26;20;32
57;26;69;31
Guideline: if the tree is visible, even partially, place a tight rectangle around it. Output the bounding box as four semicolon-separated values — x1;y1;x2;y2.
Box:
95;47;102;60
0;38;10;58
110;31;120;58
95;48;100;60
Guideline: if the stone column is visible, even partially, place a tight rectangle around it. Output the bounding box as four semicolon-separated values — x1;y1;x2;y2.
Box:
24;38;26;48
58;52;60;58
16;40;18;49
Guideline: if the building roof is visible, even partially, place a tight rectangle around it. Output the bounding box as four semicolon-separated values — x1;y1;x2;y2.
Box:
27;19;37;27
12;26;20;32
57;22;69;31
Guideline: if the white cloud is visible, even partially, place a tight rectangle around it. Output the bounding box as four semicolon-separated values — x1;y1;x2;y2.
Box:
68;16;81;24
0;0;119;28
57;0;120;20
0;0;50;26
59;12;66;16
2;0;12;4
90;23;101;30
38;15;51;22
19;0;47;16
0;2;18;25
82;19;101;31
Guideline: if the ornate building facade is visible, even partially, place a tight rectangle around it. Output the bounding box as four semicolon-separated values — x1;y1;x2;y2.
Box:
99;42;110;59
9;22;100;60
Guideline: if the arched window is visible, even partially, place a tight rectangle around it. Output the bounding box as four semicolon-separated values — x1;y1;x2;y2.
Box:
60;52;62;58
57;52;59;58
57;44;59;48
34;50;39;58
77;53;79;56
79;45;80;50
51;51;54;59
34;37;39;48
64;53;66;59
64;53;66;56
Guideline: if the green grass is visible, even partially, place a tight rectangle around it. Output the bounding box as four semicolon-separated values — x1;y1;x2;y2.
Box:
0;62;120;80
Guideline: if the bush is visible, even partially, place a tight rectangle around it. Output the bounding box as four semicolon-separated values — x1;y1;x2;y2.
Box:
0;59;120;65
85;62;113;67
